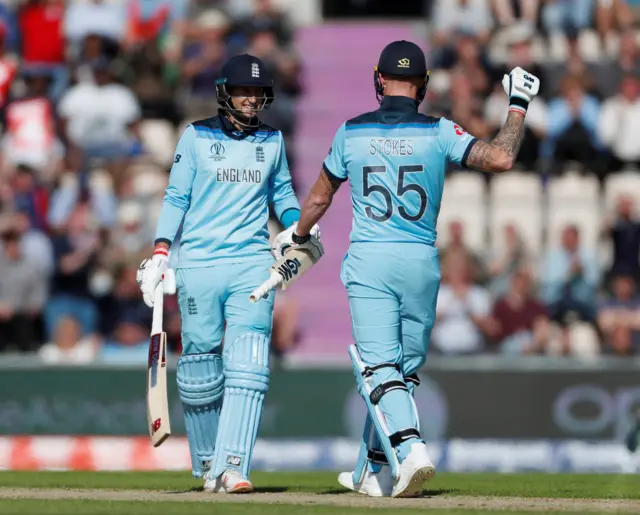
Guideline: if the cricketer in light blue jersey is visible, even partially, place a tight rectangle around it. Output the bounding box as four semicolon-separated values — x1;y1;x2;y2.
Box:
137;54;315;494
155;118;299;267
286;40;540;497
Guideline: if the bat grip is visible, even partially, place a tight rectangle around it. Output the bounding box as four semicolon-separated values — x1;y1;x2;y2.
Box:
151;280;164;335
249;272;283;303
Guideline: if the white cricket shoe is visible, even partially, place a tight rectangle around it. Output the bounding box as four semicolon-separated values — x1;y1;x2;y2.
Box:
391;442;435;498
204;469;254;494
338;466;394;497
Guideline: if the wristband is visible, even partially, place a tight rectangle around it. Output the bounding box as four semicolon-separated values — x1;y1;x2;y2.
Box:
292;232;311;244
509;96;528;116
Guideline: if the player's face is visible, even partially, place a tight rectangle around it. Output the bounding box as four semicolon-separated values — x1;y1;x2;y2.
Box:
229;86;265;118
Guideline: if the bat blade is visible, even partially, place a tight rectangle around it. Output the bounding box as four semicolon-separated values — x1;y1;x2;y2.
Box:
147;331;171;447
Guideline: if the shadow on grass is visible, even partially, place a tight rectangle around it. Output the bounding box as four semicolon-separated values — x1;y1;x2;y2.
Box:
423;488;458;497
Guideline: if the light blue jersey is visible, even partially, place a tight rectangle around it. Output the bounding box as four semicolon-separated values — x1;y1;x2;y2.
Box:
155;114;300;268
323;96;477;246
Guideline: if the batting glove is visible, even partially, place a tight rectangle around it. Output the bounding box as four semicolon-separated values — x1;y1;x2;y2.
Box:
137;248;169;308
502;67;540;116
272;222;322;260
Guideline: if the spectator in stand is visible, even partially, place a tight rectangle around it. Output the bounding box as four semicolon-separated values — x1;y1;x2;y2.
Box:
432;0;493;53
99;263;152;364
64;0;126;48
9;165;49;232
38;315;98;364
0;227;47;352
102;200;153;269
440;220;487;284
0;1;18;53
0;24;17;110
46;203;99;341
125;0;188;49
490;268;550;355
11;210;54;277
595;0;634;45
542;224;600;329
541;0;595;35
542;75;604;176
48;172;117;230
58;57;143;164
598;75;640;170
180;9;228;116
596;30;640;99
490;0;540;29
544;32;600;99
487;224;531;298
598;274;640;355
432;252;496;354
242;0;294;47
0;69;64;183
19;0;68;101
602;195;640;283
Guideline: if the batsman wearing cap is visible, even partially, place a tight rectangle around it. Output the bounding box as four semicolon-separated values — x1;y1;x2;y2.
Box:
274;41;540;497
136;54;322;493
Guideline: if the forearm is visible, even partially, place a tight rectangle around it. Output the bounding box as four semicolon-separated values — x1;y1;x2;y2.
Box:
60;250;92;274
296;169;342;237
466;110;526;172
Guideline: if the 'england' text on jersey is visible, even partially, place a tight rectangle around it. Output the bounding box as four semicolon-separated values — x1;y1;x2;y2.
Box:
216;168;262;183
369;138;414;156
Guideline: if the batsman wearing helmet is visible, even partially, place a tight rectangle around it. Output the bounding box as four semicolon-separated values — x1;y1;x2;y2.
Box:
274;41;540;497
136;54;322;493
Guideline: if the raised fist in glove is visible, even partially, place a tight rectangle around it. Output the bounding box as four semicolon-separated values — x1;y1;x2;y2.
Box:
272;222;322;260
502;66;540;115
137;248;169;308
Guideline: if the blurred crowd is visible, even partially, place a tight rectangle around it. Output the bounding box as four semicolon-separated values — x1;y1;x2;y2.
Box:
426;0;640;177
1;0;640;364
0;0;302;363
427;0;640;358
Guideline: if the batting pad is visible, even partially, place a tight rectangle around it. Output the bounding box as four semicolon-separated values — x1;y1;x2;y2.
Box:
177;353;224;478
349;345;421;480
211;332;270;479
352;373;422;484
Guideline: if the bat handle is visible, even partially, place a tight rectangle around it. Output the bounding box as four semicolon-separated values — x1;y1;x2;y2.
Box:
249;272;283;303
151;280;164;335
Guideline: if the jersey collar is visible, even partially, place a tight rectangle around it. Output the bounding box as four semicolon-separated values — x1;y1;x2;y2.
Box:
379;95;419;113
217;111;261;140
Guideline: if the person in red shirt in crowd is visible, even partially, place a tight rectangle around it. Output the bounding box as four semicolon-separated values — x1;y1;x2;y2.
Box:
490;268;551;355
0;68;63;183
18;0;67;101
0;24;17;110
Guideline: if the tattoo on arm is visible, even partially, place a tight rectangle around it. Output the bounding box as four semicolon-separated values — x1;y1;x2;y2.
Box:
297;168;343;235
466;111;526;172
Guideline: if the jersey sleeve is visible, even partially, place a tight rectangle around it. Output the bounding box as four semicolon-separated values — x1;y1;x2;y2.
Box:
268;133;300;226
438;117;477;168
323;122;348;181
155;125;197;245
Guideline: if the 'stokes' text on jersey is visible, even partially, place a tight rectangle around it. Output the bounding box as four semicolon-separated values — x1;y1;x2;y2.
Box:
155;114;299;267
323;96;477;246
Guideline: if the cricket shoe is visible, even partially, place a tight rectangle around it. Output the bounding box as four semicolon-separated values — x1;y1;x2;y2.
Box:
338;466;394;497
204;469;253;494
391;442;435;498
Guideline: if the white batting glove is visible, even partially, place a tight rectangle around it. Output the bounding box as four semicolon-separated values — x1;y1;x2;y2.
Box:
272;222;321;260
502;67;540;115
136;249;169;308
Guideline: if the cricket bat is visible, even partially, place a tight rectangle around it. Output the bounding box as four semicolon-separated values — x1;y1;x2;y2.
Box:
147;281;171;447
249;247;319;302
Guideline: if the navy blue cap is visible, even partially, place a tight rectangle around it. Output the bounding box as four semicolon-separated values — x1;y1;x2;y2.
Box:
377;40;428;77
217;54;273;89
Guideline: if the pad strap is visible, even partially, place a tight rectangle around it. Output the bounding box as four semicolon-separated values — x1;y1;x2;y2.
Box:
370;379;408;404
389;428;421;447
405;373;420;387
367;449;388;465
362;362;400;377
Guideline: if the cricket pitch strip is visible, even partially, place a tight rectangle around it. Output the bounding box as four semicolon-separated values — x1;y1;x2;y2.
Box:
2;487;640;513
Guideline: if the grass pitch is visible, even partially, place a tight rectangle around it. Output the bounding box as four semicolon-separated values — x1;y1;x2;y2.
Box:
1;471;639;514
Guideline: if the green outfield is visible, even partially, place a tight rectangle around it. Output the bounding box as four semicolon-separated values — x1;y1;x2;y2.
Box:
1;471;639;514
